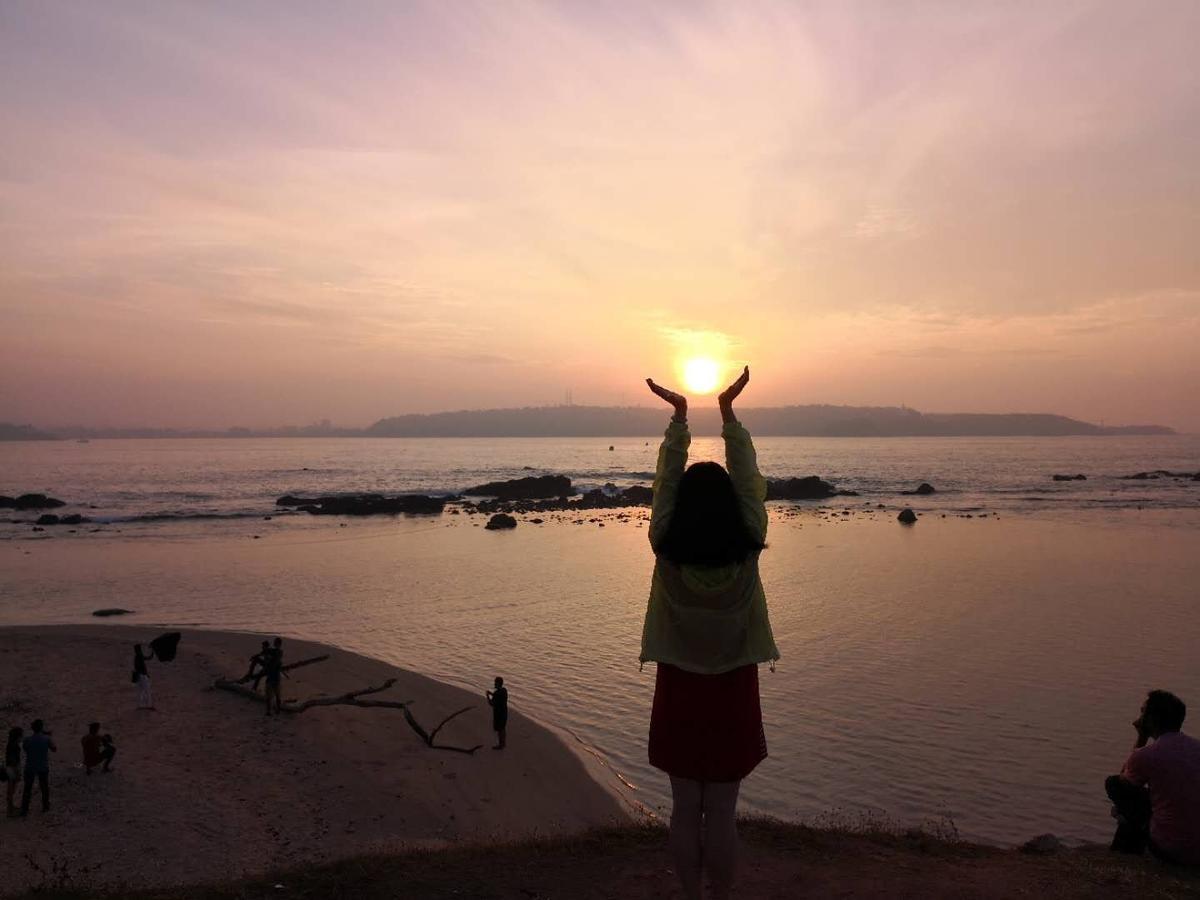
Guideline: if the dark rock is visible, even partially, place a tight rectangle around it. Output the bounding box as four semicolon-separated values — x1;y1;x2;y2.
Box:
897;508;917;524
1052;474;1087;481
465;475;575;500
1121;470;1195;480
1021;834;1065;854
529;518;544;524
621;485;654;505
280;494;446;516
92;608;133;617
0;496;13;509
13;494;67;510
36;514;60;525
766;477;838;500
31;526;45;532
485;513;518;530
60;514;86;525
902;483;936;495
276;495;317;506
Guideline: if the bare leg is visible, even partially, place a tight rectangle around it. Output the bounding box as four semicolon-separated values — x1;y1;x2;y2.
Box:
702;780;741;900
669;776;704;900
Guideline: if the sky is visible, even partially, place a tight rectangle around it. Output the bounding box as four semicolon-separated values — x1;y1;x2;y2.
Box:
2;1;1198;430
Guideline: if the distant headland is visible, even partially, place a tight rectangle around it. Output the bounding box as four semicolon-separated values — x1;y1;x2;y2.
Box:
0;405;1176;440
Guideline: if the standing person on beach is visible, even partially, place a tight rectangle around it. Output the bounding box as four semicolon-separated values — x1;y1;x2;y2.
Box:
641;366;779;900
246;640;271;692
486;677;508;750
263;637;285;716
133;643;154;710
1106;690;1200;865
5;727;21;817
20;720;56;816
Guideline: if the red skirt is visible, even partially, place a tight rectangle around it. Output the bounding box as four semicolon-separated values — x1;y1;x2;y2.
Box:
648;662;767;783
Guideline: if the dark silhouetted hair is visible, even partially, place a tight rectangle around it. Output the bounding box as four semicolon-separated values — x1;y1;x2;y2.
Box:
31;719;44;733
495;676;504;688
1146;690;1186;733
6;727;21;748
654;461;766;567
88;722;100;734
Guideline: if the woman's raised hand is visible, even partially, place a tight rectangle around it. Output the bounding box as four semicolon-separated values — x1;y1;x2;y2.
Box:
646;378;688;421
718;366;749;422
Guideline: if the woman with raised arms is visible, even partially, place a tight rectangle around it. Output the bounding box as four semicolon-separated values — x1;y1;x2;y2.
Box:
641;365;780;900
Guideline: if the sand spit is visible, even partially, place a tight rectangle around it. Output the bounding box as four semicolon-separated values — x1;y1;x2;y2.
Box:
0;626;634;894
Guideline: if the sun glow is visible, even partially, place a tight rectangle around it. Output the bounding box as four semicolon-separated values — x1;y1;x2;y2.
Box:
681;357;722;394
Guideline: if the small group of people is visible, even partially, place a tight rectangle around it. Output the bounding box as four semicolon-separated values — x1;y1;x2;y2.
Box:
4;719;117;818
244;637;286;715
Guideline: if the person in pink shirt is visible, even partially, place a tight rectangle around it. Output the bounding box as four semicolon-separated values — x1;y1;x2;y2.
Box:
1106;690;1200;865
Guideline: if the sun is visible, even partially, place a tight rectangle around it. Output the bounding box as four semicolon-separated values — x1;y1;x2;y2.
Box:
681;357;721;394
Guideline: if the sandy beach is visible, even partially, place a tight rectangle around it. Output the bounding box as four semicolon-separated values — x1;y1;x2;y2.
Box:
0;625;635;894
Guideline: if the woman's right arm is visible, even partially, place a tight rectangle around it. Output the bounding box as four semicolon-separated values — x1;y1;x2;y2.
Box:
644;378;690;548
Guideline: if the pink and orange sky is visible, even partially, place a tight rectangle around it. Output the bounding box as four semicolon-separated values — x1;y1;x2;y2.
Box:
2;2;1198;430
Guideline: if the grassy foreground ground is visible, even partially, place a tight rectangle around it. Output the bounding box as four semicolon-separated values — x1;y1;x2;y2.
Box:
20;819;1200;900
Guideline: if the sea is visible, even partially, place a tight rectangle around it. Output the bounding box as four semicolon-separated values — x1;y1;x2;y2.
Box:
2;433;1199;846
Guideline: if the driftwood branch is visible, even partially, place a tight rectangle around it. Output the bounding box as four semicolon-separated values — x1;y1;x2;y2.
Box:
230;653;330;684
212;673;482;754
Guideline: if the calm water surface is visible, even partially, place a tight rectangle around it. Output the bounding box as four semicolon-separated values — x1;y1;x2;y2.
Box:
2;436;1199;845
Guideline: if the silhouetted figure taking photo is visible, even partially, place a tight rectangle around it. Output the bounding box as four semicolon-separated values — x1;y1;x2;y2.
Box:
641;366;779;900
1106;690;1200;866
486;677;508;750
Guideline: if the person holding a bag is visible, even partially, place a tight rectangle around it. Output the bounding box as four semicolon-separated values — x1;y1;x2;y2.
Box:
133;643;154;710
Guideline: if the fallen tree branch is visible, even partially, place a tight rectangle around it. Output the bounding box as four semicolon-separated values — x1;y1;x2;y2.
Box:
212;674;482;754
230;653;330;684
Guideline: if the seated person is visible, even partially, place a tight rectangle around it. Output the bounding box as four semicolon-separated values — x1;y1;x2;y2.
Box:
81;722;104;775
1106;690;1200;865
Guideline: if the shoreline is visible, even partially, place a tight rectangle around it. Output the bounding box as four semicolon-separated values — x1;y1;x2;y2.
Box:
0;625;637;894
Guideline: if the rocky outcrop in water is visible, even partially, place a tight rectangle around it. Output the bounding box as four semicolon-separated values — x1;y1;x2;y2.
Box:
276;494;447;515
902;483;937;495
465;475;576;500
92;608;134;617
0;493;67;510
485;513;518;530
465;484;654;515
1052;474;1087;481
765;477;856;500
1120;470;1197;480
897;508;918;524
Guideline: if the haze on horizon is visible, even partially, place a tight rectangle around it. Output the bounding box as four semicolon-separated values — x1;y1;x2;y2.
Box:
2;1;1198;432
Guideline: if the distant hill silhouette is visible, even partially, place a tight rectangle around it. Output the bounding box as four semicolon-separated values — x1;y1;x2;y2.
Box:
3;407;1174;440
0;422;58;441
367;405;1175;437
